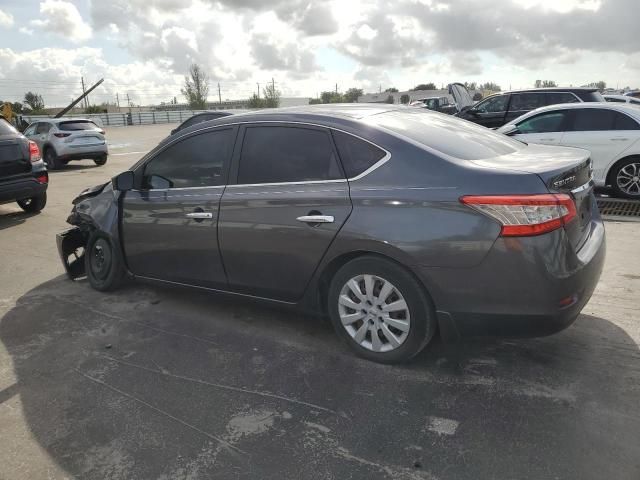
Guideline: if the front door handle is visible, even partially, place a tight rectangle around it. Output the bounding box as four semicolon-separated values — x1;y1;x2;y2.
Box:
296;215;334;224
185;212;213;219
611;138;629;141
539;138;556;142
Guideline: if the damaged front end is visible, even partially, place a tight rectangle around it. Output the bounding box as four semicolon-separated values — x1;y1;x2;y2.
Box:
56;181;122;280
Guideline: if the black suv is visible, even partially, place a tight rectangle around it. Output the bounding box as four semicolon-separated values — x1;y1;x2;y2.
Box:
456;88;604;128
0;116;48;213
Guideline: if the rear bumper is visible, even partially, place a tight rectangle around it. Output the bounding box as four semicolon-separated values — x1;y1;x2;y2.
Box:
0;176;47;204
57;143;108;161
420;218;606;340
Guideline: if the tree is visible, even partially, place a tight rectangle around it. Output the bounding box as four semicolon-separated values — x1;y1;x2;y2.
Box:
262;84;281;108
385;87;399;93
85;105;103;114
400;94;410;104
24;91;45;111
479;82;501;92
535;80;557;88
343;88;363;103
320;91;343;103
385;95;394;104
464;82;477;90
181;63;209;109
247;94;264;108
587;80;606;91
11;102;23;114
411;83;436;91
309;98;322;105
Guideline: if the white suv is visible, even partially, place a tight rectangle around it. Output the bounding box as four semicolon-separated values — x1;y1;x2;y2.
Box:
23;119;108;169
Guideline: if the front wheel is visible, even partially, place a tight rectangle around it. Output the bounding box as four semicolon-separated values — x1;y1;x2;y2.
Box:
94;155;107;166
17;192;47;213
328;256;436;364
44;149;61;170
612;158;640;199
85;232;126;291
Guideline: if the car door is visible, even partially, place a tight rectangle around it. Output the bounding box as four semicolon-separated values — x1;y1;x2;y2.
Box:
465;94;510;127
34;122;51;151
121;126;236;288
511;110;569;145
218;124;352;302
504;92;546;124
561;108;638;183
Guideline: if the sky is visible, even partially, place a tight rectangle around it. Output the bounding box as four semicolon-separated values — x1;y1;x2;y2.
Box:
0;0;639;107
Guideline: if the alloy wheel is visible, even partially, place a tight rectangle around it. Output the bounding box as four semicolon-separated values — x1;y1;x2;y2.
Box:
338;274;410;352
616;162;640;196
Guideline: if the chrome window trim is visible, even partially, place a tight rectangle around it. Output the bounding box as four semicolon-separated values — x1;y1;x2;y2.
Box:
161;120;392;187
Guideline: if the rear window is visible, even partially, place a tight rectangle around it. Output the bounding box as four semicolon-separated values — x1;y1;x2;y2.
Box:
58;121;99;131
368;110;522;160
0;118;17;135
576;90;605;102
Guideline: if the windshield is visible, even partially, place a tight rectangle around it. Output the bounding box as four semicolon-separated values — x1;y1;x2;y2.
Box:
58;121;100;131
368;110;523;160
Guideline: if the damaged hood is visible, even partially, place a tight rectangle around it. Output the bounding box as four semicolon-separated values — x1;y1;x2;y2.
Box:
448;83;474;111
72;182;109;205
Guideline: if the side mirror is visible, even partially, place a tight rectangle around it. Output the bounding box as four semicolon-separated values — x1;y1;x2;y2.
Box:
112;171;134;191
502;124;521;136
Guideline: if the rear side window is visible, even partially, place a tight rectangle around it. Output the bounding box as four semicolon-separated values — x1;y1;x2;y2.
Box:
509;93;545;111
238;126;343;184
333;131;386;178
517;111;568;133
0;118;17;135
36;123;51;134
143;129;232;188
613;112;640;130
576;91;605;102
476;95;508;113
546;92;580;104
571;109;616;131
58;121;99;131
630;99;640;105
605;97;625;103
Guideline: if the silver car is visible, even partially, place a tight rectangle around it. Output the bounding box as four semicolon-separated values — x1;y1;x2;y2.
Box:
23;118;108;169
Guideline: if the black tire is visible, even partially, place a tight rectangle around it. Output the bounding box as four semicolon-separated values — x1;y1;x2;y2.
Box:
327;256;436;364
94;155;107;166
16;192;47;213
85;231;126;291
611;157;640;199
44;148;61;170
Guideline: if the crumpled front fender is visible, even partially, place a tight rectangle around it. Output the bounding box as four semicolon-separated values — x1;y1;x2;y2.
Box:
56;227;88;280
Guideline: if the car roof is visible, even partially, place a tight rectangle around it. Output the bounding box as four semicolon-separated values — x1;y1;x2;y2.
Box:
508;101;640;123
504;87;600;94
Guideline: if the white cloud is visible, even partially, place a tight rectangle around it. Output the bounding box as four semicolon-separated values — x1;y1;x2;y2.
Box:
19;27;34;36
0;9;14;28
31;0;92;42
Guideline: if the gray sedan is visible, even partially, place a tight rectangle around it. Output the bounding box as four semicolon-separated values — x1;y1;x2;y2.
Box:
57;105;605;363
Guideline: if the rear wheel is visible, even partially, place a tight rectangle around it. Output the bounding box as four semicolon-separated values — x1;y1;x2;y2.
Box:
17;192;47;213
94;155;107;166
612;158;640;199
328;256;436;363
44;148;61;170
85;232;126;291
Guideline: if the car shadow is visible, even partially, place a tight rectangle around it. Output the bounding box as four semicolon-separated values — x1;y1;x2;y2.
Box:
0;208;39;229
48;163;100;173
0;276;638;479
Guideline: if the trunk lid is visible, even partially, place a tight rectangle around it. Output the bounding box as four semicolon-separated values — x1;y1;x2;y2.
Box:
0;135;30;178
448;83;474;111
473;143;594;250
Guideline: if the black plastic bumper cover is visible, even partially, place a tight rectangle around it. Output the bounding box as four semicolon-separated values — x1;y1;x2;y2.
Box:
56;227;88;279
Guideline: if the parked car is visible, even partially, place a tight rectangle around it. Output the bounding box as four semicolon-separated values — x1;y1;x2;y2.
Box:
23;118;107;169
170;111;233;135
409;97;457;114
0;116;48;213
624;91;640;99
456;88;604;128
57;105;604;363
604;94;640;106
497;103;640;198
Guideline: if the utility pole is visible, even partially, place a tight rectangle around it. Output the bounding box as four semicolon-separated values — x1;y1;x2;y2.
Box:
126;93;131;113
379;84;382;93
272;77;275;92
218;82;222;104
116;93;120;108
81;76;88;109
335;83;338;94
256;83;260;99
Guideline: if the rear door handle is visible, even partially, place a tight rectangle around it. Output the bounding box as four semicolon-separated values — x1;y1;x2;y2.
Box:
296;215;334;224
611;138;629;141
539;138;556;142
185;212;213;219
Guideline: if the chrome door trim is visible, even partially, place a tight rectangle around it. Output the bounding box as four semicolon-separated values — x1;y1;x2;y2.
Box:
296;215;335;223
185;212;213;219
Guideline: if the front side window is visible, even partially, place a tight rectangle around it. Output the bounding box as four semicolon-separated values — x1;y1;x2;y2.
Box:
332;131;386;178
546;92;580;104
142;129;232;189
21;123;35;136
36;123;50;134
238;126;343;184
509;93;545;111
571;109;616;131
476;95;508;113
517;111;568;134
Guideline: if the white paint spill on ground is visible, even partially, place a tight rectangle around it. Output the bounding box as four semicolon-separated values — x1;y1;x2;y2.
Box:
304;421;331;433
425;416;459;436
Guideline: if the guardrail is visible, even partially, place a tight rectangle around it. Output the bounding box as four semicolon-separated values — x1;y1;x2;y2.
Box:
20;110;226;128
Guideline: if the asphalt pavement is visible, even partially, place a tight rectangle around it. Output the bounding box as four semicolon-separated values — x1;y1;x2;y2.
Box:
0;124;639;479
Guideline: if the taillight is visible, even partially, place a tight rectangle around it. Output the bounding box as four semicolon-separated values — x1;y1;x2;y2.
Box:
53;133;71;138
460;194;577;237
28;141;41;163
36;173;48;184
